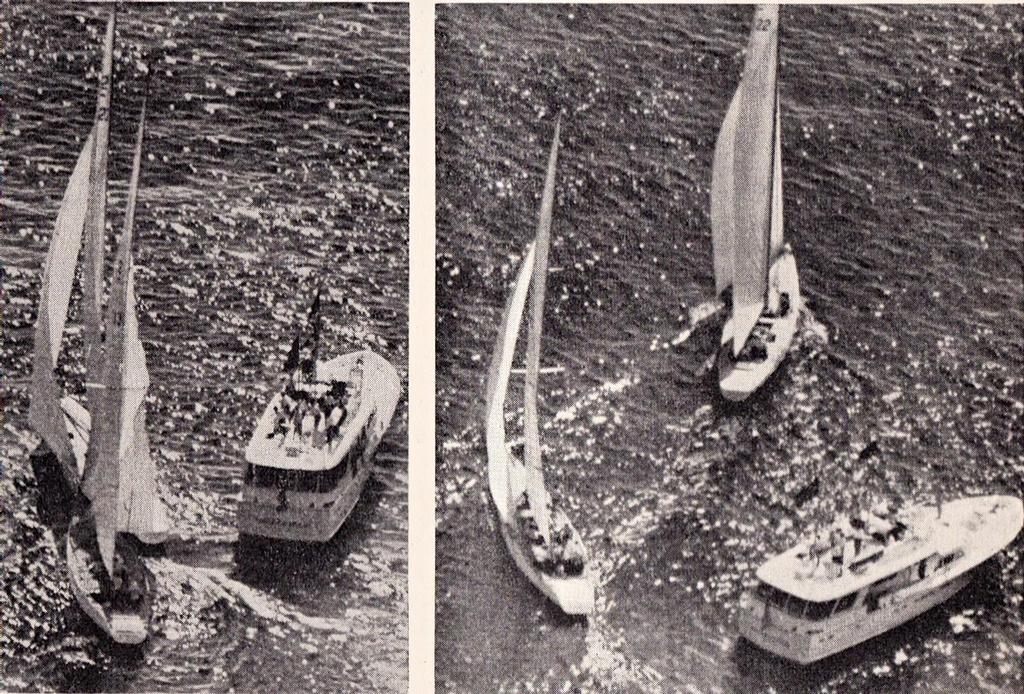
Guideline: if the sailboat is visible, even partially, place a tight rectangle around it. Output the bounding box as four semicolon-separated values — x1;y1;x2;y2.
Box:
711;4;801;401
240;286;401;542
484;118;595;615
28;9;171;644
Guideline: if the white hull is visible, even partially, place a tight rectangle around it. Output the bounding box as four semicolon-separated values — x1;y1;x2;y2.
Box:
66;526;152;645
739;568;970;664
719;250;800;401
239;451;377;543
739;495;1023;664
492;452;595;615
239;350;401;542
499;524;598;618
498;509;595;616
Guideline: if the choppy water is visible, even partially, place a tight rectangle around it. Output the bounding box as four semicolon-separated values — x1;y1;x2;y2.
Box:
1;3;408;691
436;4;1023;693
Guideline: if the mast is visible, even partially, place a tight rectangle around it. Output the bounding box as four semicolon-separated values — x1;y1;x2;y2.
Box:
731;3;779;355
82;95;148;577
83;9;116;413
523;116;560;543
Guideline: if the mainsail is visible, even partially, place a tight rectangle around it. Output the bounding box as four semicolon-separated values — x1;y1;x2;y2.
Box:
484;242;536;517
711;89;741;297
28;130;96;481
82;98;169;576
83;10;116;414
730;3;780;355
523;117;561;542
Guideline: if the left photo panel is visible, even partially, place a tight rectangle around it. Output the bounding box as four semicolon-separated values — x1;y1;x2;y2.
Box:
0;3;408;692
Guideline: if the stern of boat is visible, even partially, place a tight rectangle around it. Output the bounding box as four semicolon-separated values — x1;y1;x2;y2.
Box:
498;501;596;616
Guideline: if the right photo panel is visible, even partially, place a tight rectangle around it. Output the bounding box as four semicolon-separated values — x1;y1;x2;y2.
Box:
435;3;1023;692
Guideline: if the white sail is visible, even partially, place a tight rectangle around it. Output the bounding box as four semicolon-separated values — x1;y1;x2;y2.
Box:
731;4;779;355
523;118;561;542
711;89;741;297
485;243;537;518
82;100;153;576
769;92;784;258
766;92;784;314
117;269;171;542
28;129;96;479
83;11;115;413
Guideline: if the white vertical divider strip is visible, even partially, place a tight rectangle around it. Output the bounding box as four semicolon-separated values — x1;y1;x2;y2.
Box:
408;0;436;690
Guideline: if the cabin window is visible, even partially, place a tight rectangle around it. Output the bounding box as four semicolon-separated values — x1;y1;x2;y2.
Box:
803;600;836;621
831;593;857;614
249;466;319;492
785;595;810;618
319;459;349;490
937;552;959;568
755;582;788;609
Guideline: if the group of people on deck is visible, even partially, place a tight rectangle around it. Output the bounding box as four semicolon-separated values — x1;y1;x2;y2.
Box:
267;372;350;447
802;499;908;578
735;291;791;363
516;493;586;577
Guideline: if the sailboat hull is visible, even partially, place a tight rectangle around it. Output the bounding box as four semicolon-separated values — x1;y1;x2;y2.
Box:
491;453;595;616
239;350;401;542
66;517;154;645
499;520;596;616
718;250;800;401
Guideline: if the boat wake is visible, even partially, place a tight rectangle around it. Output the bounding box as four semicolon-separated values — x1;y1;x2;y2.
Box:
669;298;726;348
149;559;351;637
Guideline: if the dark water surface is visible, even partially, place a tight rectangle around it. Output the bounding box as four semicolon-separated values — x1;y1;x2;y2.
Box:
436;5;1022;692
1;3;408;691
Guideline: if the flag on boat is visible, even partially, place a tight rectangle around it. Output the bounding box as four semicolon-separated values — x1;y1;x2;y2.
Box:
284;284;323;379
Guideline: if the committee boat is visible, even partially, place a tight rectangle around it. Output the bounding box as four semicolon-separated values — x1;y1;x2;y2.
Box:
484;118;595;616
240;288;401;542
29;9;172;645
711;4;801;401
737;495;1024;664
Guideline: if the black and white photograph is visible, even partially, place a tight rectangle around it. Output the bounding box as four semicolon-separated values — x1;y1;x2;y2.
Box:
1;3;408;691
436;4;1022;692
